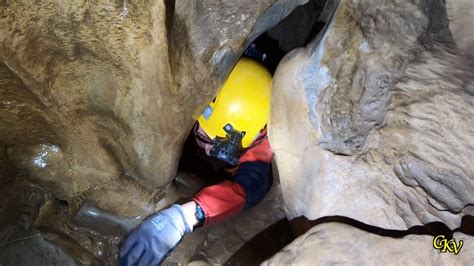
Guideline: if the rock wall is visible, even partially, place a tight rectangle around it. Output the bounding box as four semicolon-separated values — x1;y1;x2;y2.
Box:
1;0;473;264
263;222;474;264
269;0;474;230
446;0;474;58
1;1;174;205
0;0;306;212
0;0;308;263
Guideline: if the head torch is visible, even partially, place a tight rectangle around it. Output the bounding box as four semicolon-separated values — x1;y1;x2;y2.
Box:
209;123;246;166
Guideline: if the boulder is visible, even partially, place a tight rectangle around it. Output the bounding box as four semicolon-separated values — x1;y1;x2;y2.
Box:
0;229;79;266
269;0;474;229
263;222;474;265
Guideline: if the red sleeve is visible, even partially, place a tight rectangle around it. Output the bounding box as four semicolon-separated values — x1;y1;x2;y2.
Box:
225;130;273;175
193;180;246;226
192;130;272;226
239;137;272;164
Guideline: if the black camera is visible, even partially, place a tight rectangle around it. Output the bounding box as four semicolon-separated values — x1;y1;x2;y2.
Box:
210;123;246;166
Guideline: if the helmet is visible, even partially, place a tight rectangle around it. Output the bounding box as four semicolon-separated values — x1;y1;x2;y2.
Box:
198;58;272;148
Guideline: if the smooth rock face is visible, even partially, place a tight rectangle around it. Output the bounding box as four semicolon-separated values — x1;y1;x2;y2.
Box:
0;0;307;263
1;0;473;264
0;230;78;266
0;1;171;201
0;0;306;202
446;0;474;58
269;0;474;229
263;222;474;265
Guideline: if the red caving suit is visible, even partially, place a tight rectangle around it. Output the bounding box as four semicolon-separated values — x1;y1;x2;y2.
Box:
183;126;273;226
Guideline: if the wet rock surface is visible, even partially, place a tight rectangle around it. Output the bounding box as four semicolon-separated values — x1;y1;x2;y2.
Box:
1;0;473;264
0;0;306;200
0;1;305;263
0;229;78;266
0;179;45;237
269;0;474;229
263;222;474;265
0;177;114;264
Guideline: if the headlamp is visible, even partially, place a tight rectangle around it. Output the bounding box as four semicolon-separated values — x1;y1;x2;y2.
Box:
209;123;245;166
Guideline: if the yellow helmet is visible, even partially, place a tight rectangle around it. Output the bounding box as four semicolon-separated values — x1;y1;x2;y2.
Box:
198;58;272;148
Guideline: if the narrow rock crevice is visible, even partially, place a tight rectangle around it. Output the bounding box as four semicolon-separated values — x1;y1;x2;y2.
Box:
1;0;473;264
228;215;474;264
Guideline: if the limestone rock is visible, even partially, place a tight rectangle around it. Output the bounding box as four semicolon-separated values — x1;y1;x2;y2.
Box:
0;0;184;203
0;0;306;218
0;229;79;266
1;1;312;263
33;197;122;264
263;222;474;265
0;178;45;234
269;0;474;229
446;0;474;58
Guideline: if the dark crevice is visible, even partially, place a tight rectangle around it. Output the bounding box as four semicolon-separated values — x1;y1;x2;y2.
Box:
242;0;327;74
291;215;474;239
164;0;175;38
175;3;333;262
226;219;295;266
226;215;474;265
178;0;329;174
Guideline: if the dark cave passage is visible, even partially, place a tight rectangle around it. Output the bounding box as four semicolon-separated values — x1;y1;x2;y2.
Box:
169;0;474;264
175;0;330;210
174;0;330;263
178;0;328;176
242;0;327;74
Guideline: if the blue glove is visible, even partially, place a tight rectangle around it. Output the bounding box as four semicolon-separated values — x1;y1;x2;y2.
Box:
119;204;193;266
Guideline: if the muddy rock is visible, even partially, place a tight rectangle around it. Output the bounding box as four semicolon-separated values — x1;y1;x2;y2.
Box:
0;0;307;219
2;0;473;264
1;1;311;263
0;1;176;206
269;0;474;229
263;222;474;265
0;178;96;265
0;179;45;235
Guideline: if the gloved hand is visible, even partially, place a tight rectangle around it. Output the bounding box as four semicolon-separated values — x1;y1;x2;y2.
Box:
119;204;193;266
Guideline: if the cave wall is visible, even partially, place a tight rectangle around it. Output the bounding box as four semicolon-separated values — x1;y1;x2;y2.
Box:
0;0;306;213
269;0;474;230
446;0;474;59
1;0;473;264
264;222;474;264
1;1;175;203
0;1;309;263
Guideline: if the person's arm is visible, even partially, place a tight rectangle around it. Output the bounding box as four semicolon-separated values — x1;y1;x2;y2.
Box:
119;137;272;265
119;203;195;266
180;201;200;227
192;136;273;226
